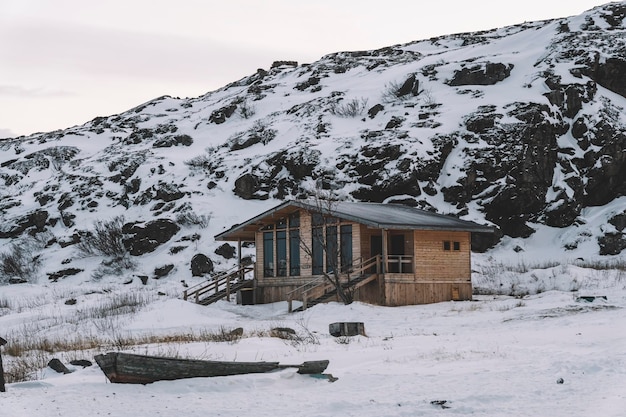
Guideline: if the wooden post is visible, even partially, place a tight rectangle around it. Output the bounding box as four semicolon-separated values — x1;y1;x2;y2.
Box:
0;336;7;392
237;239;242;281
381;229;388;274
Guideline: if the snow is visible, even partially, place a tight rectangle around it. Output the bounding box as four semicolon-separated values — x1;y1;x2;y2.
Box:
2;4;626;415
2;270;626;417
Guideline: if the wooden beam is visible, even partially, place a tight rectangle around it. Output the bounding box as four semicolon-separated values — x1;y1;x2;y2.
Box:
381;229;388;274
0;336;7;392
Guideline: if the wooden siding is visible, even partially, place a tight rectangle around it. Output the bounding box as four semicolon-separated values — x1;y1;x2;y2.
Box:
413;230;471;281
383;282;472;306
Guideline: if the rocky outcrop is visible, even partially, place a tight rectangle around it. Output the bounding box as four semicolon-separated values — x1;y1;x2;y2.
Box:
448;62;513;86
122;219;180;256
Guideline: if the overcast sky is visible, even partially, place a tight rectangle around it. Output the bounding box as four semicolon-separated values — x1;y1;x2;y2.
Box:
0;0;612;137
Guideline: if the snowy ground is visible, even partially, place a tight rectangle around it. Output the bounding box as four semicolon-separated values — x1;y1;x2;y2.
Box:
1;264;625;417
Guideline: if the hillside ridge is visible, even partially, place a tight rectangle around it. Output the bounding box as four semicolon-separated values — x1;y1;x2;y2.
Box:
1;2;625;285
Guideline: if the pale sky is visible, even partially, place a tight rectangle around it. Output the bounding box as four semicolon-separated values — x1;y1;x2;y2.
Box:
0;0;612;137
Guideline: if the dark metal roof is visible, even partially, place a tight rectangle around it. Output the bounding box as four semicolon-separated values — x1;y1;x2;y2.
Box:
214;200;495;241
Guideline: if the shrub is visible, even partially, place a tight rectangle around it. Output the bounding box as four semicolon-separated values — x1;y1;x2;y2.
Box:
0;239;42;283
329;97;368;117
175;212;211;228
76;216;127;258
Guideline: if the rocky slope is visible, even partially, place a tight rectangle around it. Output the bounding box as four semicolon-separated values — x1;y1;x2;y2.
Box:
1;3;625;285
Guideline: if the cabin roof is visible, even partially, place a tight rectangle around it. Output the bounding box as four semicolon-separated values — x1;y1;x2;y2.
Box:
214;200;495;241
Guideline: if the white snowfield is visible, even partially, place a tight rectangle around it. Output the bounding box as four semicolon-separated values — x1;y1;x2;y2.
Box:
1;269;625;417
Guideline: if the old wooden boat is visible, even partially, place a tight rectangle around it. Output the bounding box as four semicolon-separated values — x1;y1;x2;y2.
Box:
94;352;329;384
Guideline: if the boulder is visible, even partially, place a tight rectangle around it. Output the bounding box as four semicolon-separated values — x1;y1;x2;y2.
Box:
154;264;175;278
214;243;236;259
233;173;263;200
191;254;213;276
122;219;180;256
48;358;72;374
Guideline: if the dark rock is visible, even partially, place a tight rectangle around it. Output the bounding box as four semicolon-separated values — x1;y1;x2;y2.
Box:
134;182;186;205
368;104;384;118
138;275;149;285
153;134;193;148
228;327;244;337
69;359;92;368
48;358;72;374
271;61;298;68
191;253;214;276
584;57;626;99
108;153;148;183
155;183;185;202
65;298;77;305
295;76;320;91
448;62;513;86
47;268;83;281
396;73;419;97
544;80;596;118
215;243;236;259
571;117;588;139
61;212;76;228
209;103;238;124
122;219;180;256
609;212;626;231
385;116;404;129
125;177;142;195
0;210;49;239
598;232;626;255
154;264;174;278
465;108;502;133
233;173;263;200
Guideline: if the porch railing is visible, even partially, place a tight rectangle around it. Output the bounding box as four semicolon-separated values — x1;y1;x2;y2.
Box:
287;255;381;312
183;264;254;304
386;254;413;273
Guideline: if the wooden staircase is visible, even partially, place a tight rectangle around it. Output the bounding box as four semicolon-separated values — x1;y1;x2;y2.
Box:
183;264;254;306
288;255;381;312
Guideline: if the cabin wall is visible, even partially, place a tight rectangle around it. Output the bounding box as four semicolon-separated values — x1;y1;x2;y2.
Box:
382;230;472;305
413;230;471;280
383;280;472;306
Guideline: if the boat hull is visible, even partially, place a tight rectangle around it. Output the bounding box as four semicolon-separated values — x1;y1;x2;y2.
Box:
94;352;328;384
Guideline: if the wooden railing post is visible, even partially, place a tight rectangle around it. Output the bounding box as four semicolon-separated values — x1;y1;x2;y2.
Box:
226;277;231;302
0;336;7;392
288;297;293;313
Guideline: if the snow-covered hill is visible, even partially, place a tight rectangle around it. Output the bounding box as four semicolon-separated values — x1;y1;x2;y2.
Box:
1;2;626;286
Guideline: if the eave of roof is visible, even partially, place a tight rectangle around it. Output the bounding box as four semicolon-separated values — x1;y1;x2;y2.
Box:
214;200;495;241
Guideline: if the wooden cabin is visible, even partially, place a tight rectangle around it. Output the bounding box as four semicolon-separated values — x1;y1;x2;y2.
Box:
213;200;493;309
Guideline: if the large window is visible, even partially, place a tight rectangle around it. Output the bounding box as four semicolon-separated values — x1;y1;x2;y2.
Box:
263;231;274;277
262;212;300;277
290;229;300;275
312;226;324;275
326;226;337;273
311;215;352;276
340;224;353;272
276;230;287;276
